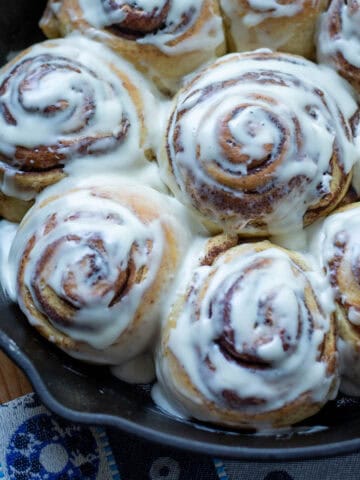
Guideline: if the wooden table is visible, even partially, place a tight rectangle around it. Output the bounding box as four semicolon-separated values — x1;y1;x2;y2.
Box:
0;350;32;403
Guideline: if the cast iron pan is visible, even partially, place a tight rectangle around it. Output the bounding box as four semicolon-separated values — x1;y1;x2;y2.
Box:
1;0;360;461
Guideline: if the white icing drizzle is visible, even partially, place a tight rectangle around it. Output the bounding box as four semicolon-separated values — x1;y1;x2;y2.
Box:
158;235;210;327
353;115;360;195
162;51;358;235
156;244;336;422
309;205;360;322
0;35;159;200
151;383;187;419
49;0;62;14
111;352;155;383
221;0;306;28
318;0;360;200
8;182;192;365
317;0;360;71
74;0;224;55
139;14;223;56
78;0;191;30
309;205;360;395
270;229;309;252
65;154;170;194
220;0;318;51
0;171;36;202
0;220;18;301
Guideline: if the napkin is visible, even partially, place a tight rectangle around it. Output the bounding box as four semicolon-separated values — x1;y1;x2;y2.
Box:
1;393;360;479
0;394;119;480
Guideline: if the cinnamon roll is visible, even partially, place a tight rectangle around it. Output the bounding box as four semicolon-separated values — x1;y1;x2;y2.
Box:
0;36;157;222
39;0;226;94
156;240;337;428
9;183;185;366
317;0;360;93
160;51;358;236
220;0;328;58
310;203;360;395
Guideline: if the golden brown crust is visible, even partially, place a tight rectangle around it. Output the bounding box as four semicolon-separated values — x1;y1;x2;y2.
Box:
40;1;64;38
199;233;239;266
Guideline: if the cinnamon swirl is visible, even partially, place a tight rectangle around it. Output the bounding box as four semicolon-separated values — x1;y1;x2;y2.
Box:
9;182;185;366
0;36;157;222
156;240;338;428
160;51;358;236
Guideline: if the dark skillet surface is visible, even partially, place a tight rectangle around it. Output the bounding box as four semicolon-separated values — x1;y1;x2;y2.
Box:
1;0;360;460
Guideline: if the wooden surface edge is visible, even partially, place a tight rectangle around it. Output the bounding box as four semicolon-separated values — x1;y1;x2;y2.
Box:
0;350;32;403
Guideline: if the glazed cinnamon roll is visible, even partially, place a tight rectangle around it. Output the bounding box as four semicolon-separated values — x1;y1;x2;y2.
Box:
220;0;328;58
160;51;358;236
39;0;226;94
9;183;185;366
310;203;360;395
317;0;360;93
0;36;157;222
156;240;337;428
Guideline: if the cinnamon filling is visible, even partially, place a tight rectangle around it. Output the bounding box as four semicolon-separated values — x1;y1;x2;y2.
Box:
0;54;130;172
102;1;196;39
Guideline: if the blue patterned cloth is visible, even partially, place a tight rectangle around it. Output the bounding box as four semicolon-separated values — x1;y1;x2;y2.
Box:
0;395;118;480
1;393;360;479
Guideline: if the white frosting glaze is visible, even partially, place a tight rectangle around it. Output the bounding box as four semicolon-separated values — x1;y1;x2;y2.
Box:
78;0;194;31
353;120;360;195
317;0;360;70
0;35;159;200
221;0;306;28
139;14;224;57
0;220;18;301
111;352;155;383
308;205;360;395
0;172;36;202
270;229;309;252
156;244;336;423
65;154;170;194
309;205;360;321
158;235;210;328
220;0;317;51
8;180;195;366
0;17;354;421
71;0;224;56
151;382;187;419
13;189;163;348
162;51;358;235
317;0;360;198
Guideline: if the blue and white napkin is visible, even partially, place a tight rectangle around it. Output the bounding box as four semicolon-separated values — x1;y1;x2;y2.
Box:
0;394;119;480
1;393;360;479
